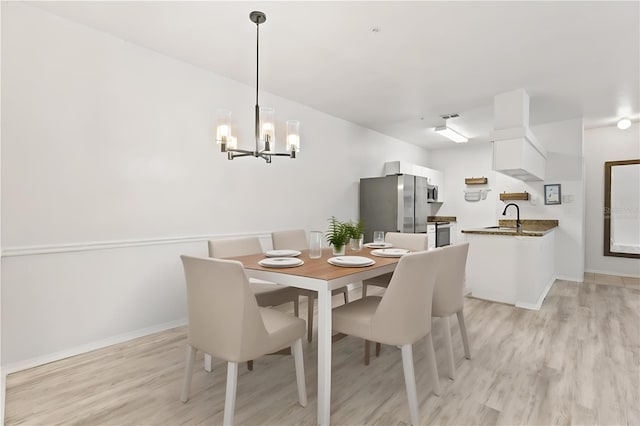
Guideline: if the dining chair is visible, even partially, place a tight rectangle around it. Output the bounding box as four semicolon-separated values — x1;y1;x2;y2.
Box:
207;236;299;371
432;242;471;380
361;232;429;365
180;255;307;426
332;249;443;425
361;232;429;297
271;229;350;342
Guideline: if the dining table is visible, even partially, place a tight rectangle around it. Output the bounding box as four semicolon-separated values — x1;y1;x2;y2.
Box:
225;246;401;426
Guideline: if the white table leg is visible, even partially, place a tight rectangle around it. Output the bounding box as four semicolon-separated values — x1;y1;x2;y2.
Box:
317;287;332;426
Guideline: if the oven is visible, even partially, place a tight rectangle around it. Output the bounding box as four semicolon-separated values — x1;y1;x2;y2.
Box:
435;222;451;247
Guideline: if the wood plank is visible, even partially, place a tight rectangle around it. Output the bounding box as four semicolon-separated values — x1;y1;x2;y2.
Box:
5;280;639;425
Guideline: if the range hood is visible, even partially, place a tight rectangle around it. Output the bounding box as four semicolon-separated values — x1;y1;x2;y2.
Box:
491;89;546;181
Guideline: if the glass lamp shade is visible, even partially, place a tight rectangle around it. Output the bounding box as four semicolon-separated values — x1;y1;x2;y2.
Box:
260;107;275;150
216;109;232;144
227;135;238;150
286;120;300;152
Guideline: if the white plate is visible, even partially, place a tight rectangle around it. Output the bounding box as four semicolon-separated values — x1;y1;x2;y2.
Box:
370;248;410;258
258;257;304;268
327;256;375;267
364;242;393;249
264;249;301;258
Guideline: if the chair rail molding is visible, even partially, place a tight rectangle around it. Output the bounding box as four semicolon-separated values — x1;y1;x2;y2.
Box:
1;233;274;257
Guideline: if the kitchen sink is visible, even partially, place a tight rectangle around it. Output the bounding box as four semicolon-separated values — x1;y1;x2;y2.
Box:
483;226;518;231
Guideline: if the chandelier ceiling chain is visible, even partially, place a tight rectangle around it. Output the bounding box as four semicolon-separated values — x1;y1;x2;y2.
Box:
215;11;300;163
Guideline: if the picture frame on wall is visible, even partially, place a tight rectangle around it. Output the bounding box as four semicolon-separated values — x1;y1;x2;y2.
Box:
544;184;562;205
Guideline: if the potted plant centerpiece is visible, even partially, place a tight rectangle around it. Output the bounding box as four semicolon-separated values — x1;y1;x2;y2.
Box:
326;216;350;256
346;220;364;251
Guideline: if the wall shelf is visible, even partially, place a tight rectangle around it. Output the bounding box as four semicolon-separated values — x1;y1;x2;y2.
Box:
500;191;529;201
465;177;488;185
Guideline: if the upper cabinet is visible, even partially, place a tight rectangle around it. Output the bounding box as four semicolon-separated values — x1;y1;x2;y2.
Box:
384;161;445;202
491;89;546;181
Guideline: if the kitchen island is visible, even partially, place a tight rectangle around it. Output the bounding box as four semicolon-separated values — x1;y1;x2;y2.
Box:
462;220;558;310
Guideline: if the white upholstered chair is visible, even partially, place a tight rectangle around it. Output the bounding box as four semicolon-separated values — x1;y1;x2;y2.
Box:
271;229;350;342
332;249;443;425
180;255;307;426
432;242;471;380
206;237;299;371
361;232;429;297
361;232;429;365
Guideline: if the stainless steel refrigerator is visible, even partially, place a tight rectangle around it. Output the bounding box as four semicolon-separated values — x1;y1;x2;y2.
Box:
359;174;431;242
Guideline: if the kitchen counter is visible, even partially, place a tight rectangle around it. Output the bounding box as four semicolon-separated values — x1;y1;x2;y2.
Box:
463;220;557;310
462;219;558;237
427;215;457;222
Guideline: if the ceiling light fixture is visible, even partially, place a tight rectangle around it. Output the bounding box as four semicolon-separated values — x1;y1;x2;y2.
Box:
434;114;468;143
617;118;632;130
216;11;299;162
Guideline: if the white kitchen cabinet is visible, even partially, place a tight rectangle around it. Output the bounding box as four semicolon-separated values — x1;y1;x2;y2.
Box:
493;133;546;181
491;89;547;182
384;161;445;202
463;230;555;310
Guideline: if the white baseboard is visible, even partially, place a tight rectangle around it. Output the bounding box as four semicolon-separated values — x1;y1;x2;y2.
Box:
555;274;584;283
515;277;555;311
1;318;187;376
585;269;640;279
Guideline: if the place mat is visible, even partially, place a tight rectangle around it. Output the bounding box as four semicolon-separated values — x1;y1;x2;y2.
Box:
258;257;304;268
364;242;393;249
264;249;301;258
327;256;375;268
370;248;410;258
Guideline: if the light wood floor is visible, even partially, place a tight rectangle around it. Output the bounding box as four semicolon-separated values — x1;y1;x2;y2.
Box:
5;276;640;425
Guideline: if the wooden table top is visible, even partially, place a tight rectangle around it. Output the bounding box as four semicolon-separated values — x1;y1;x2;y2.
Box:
226;247;400;281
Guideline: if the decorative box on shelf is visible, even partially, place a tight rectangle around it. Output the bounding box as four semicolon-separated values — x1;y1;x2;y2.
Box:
499;191;529;201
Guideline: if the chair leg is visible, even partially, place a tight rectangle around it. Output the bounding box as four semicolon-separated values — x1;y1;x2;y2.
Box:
400;344;420;426
204;353;213;373
364;340;370;366
223;362;238;426
247;360;253;371
294;296;299;317
307;295;315;342
443;316;455;380
181;345;197;402
375;342;381;357
457;310;471;360
291;338;307;407
425;333;441;396
362;282;367;298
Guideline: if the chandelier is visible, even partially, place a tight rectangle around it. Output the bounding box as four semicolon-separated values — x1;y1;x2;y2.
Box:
215;11;300;163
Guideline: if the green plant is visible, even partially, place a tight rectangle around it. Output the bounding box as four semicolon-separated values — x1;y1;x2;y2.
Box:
326;216;350;248
345;220;364;239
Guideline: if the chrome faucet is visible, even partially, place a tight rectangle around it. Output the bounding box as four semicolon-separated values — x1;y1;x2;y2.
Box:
502;203;522;231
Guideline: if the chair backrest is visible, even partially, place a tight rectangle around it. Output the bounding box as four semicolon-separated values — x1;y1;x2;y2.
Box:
384;232;429;252
180;255;270;362
432;242;470;317
208;236;263;258
371;248;443;345
272;230;308;251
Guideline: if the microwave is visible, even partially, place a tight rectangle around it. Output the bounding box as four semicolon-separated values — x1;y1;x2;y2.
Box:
426;184;438;203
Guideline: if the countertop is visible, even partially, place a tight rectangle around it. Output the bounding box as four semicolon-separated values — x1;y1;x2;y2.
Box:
427;216;457;223
461;219;558;237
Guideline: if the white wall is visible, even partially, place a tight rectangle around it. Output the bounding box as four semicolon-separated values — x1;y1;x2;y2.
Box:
429;118;585;282
584;123;640;277
0;3;429;369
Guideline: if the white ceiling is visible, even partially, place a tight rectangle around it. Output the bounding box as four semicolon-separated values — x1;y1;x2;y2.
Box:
32;1;640;150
